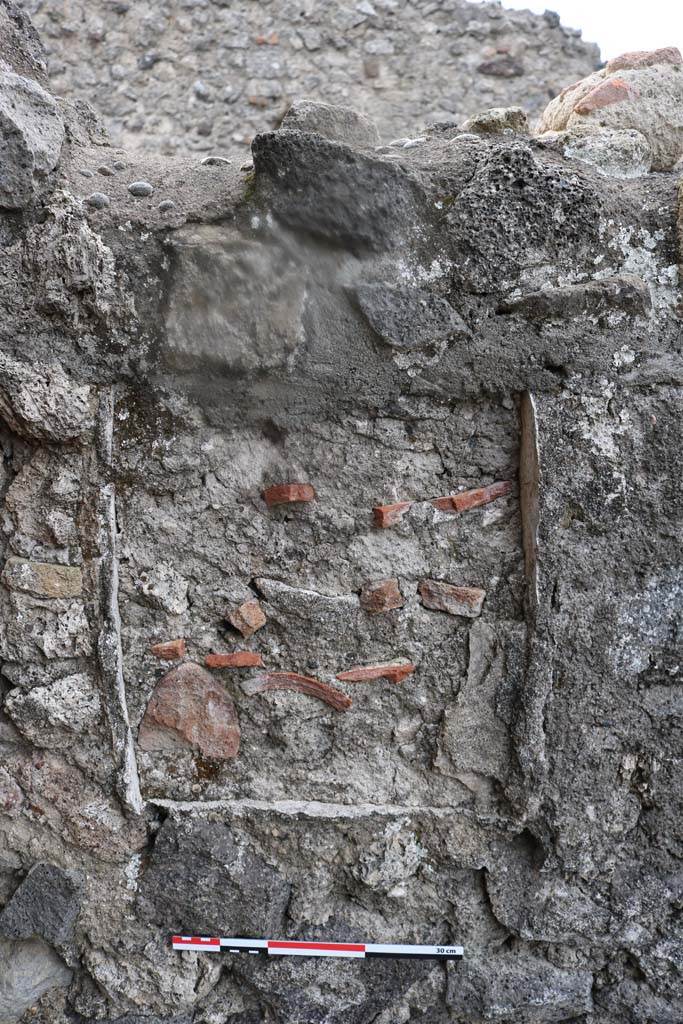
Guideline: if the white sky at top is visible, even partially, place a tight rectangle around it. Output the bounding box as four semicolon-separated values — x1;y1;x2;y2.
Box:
482;0;683;61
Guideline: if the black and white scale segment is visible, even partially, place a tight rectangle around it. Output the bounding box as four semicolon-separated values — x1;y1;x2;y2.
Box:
172;936;464;960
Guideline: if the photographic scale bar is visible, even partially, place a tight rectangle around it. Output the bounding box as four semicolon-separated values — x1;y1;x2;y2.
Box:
172;936;464;960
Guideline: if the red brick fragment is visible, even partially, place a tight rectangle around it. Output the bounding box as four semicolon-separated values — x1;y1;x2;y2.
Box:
248;95;269;108
373;501;412;528
419;580;486;618
227;599;267;638
205;651;264;669
573;78;635;116
606;47;681;73
360;578;404;614
138;663;240;760
453;479;511;511
446;480;512;513
336;661;415;684
255;31;279;45
263;483;316;507
150;638;186;660
431;495;457;512
251;671;352;711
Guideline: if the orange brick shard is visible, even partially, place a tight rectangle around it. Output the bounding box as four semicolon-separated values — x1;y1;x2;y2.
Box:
336;661;415;684
250;671;352;711
431;495;457;512
373;501;412;528
205;652;264;669
227;599;267;638
263;483;316;507
453;479;512;511
606;47;681;73
573;78;635;116
360;578;404;614
449;480;512;513
138;663;240;760
150;638;186;660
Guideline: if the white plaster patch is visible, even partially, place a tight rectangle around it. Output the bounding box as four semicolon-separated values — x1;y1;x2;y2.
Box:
597;222;679;322
610;570;682;676
124;853;142;892
577;385;632;461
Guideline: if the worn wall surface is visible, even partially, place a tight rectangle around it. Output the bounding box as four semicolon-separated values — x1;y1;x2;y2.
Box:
14;0;600;155
0;2;681;1023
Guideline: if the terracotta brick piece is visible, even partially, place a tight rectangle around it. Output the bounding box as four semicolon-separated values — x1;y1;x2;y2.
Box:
150;638;186;660
250;671;352;711
431;496;457;512
435;480;512;514
606;47;681;73
205;651;264;669
373;501;413;528
360;578;404;614
227;599;267;638
138;662;240;760
336;661;415;684
263;483;316;506
573;78;634;116
419;580;486;618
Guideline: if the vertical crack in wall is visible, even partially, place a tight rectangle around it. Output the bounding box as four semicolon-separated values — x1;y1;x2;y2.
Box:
519;391;541;619
94;387;143;815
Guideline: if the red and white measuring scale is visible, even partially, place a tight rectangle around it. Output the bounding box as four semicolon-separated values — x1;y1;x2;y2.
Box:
172;935;463;960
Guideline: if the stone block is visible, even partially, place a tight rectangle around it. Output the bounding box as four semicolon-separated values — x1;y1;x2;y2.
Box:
461;106;528;134
538;51;683;170
0;937;71;1024
0;353;93;443
0;862;84;946
281;99;381;149
4;672;101;747
419;580;486;617
446;954;593;1022
2;558;82;600
0;67;64;209
355;283;468;352
137;818;291;937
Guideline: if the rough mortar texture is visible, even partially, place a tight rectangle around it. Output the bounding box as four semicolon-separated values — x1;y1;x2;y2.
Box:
13;0;600;155
0;5;681;1024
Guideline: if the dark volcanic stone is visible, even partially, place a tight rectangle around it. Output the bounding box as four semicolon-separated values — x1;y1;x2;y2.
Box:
0;862;84;945
251;129;427;251
355;282;468;350
137;817;291;937
497;274;651;319
446;954;593;1022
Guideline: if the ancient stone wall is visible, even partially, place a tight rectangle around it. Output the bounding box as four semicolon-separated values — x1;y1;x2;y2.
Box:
14;0;600;155
0;2;681;1023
